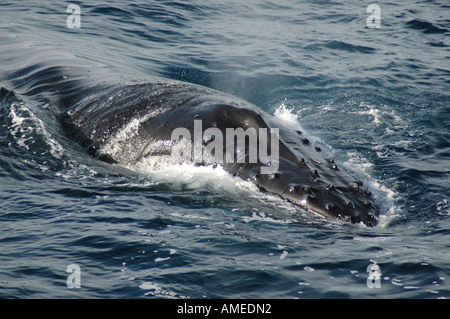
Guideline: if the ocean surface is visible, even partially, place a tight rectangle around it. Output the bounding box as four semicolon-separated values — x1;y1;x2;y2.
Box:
0;0;449;299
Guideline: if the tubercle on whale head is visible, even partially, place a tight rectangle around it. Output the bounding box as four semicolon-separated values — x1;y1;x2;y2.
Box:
251;167;380;227
231;137;380;227
256;119;379;227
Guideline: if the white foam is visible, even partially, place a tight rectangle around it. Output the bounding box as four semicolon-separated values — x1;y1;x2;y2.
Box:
242;211;294;224
274;102;300;126
139;281;187;298
342;151;399;227
9;102;64;159
273;102;334;156
9;102;32;150
101;109;167;157
128;157;259;195
436;199;450;216
358;101;382;125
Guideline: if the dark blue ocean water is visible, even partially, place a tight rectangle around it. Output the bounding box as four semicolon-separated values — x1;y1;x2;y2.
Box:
0;0;449;299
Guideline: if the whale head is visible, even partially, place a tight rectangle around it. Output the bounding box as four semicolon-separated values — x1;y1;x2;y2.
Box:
252;160;380;227
205;105;380;227
149;102;381;227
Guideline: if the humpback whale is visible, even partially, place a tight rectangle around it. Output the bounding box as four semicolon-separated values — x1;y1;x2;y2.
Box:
57;77;379;227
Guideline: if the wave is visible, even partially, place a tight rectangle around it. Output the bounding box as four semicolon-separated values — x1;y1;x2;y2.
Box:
406;19;449;34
